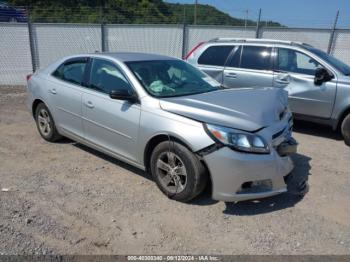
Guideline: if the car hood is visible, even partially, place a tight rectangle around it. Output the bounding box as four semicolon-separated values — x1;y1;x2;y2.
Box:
159;87;289;132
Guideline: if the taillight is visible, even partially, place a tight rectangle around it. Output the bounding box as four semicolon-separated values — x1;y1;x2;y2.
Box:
26;74;32;81
183;42;205;60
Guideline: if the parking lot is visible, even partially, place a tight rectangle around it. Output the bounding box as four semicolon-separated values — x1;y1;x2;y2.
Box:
0;86;349;255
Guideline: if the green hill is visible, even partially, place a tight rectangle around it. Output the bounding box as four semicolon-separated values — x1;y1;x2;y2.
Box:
8;0;282;26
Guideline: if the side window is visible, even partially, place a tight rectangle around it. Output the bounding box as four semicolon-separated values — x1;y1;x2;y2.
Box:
53;60;87;85
241;46;272;70
89;58;132;94
226;46;242;68
198;45;234;66
277;48;322;75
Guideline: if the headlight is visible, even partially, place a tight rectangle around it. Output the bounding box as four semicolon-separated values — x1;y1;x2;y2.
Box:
204;124;270;154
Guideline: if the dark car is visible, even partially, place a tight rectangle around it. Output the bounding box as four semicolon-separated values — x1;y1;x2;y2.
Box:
0;2;27;22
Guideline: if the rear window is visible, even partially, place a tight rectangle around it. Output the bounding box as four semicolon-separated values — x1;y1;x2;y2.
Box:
240;46;272;70
53;59;87;85
198;45;233;66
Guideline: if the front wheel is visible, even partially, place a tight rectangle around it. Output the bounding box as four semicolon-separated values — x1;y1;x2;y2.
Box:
341;113;350;146
150;141;208;202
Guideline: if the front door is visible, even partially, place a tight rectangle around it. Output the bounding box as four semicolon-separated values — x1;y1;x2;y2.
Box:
273;47;337;118
82;58;141;162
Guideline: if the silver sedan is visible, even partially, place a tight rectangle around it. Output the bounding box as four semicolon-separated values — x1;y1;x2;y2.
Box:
26;52;299;202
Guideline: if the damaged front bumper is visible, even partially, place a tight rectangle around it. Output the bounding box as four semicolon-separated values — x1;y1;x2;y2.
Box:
277;137;298;157
202;124;297;202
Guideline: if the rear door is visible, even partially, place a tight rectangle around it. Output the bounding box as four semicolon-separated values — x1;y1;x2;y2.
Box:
273;47;337;118
196;45;234;83
223;45;274;88
49;57;88;137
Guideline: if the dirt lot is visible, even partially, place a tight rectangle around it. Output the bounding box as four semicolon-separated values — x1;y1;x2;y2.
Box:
0;87;349;255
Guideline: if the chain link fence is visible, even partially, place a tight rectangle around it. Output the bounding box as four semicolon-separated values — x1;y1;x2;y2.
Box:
1;9;350;86
186;25;256;53
106;24;184;58
34;23;102;69
331;30;350;67
0;23;32;85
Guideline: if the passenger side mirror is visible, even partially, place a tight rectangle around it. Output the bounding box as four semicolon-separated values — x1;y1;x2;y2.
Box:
314;68;334;86
109;89;138;103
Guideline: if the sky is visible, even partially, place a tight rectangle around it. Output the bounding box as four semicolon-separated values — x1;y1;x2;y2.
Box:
165;0;350;28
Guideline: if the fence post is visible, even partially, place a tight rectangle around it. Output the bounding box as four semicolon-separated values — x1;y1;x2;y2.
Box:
101;23;107;52
327;10;339;54
100;6;107;52
182;24;188;59
255;8;261;38
27;7;37;72
181;6;187;58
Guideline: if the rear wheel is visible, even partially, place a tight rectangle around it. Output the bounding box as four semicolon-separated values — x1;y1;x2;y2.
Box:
150;141;207;202
341;113;350;146
35;103;62;142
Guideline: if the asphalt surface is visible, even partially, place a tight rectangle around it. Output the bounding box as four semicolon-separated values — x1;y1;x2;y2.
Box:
0;87;349;255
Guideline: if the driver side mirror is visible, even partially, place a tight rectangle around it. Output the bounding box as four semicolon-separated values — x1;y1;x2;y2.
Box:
314;68;334;86
109;89;138;103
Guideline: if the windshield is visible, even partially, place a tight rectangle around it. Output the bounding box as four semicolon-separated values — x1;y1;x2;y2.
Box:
306;47;350;75
126;60;220;98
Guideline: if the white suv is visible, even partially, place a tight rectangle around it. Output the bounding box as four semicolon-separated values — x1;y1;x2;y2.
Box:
186;38;350;145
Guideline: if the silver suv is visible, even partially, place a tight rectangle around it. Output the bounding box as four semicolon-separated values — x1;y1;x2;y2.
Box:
186;38;350;145
27;53;299;203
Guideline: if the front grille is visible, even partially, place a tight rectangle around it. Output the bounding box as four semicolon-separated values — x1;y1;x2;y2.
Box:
272;127;286;140
279;110;285;120
236;179;273;194
272;117;293;141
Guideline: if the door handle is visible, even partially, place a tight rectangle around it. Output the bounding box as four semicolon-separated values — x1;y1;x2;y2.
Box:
49;88;57;94
275;74;290;84
275;79;290;84
225;72;237;78
84;101;94;108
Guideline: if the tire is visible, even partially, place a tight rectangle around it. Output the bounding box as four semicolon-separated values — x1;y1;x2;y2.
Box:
341;113;350;146
35;103;62;142
150;141;208;202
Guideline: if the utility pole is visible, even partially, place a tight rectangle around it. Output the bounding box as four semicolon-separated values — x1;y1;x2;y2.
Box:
327;10;339;54
194;0;198;25
244;9;249;28
255;8;262;38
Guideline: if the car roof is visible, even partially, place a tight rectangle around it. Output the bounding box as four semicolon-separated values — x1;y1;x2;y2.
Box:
207;38;313;48
94;52;178;62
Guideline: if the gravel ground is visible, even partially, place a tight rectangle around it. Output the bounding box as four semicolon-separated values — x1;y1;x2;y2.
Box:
0;87;349;255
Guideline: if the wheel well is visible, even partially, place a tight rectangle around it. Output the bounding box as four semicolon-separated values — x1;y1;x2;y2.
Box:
337;106;350;130
143;135;193;172
32;99;44;118
143;134;213;193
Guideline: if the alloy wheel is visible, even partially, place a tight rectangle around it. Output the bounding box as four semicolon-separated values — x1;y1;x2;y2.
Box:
156;151;187;194
37;108;52;137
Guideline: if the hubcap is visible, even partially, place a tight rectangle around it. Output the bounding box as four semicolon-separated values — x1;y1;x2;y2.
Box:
156;151;187;194
37;109;51;137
